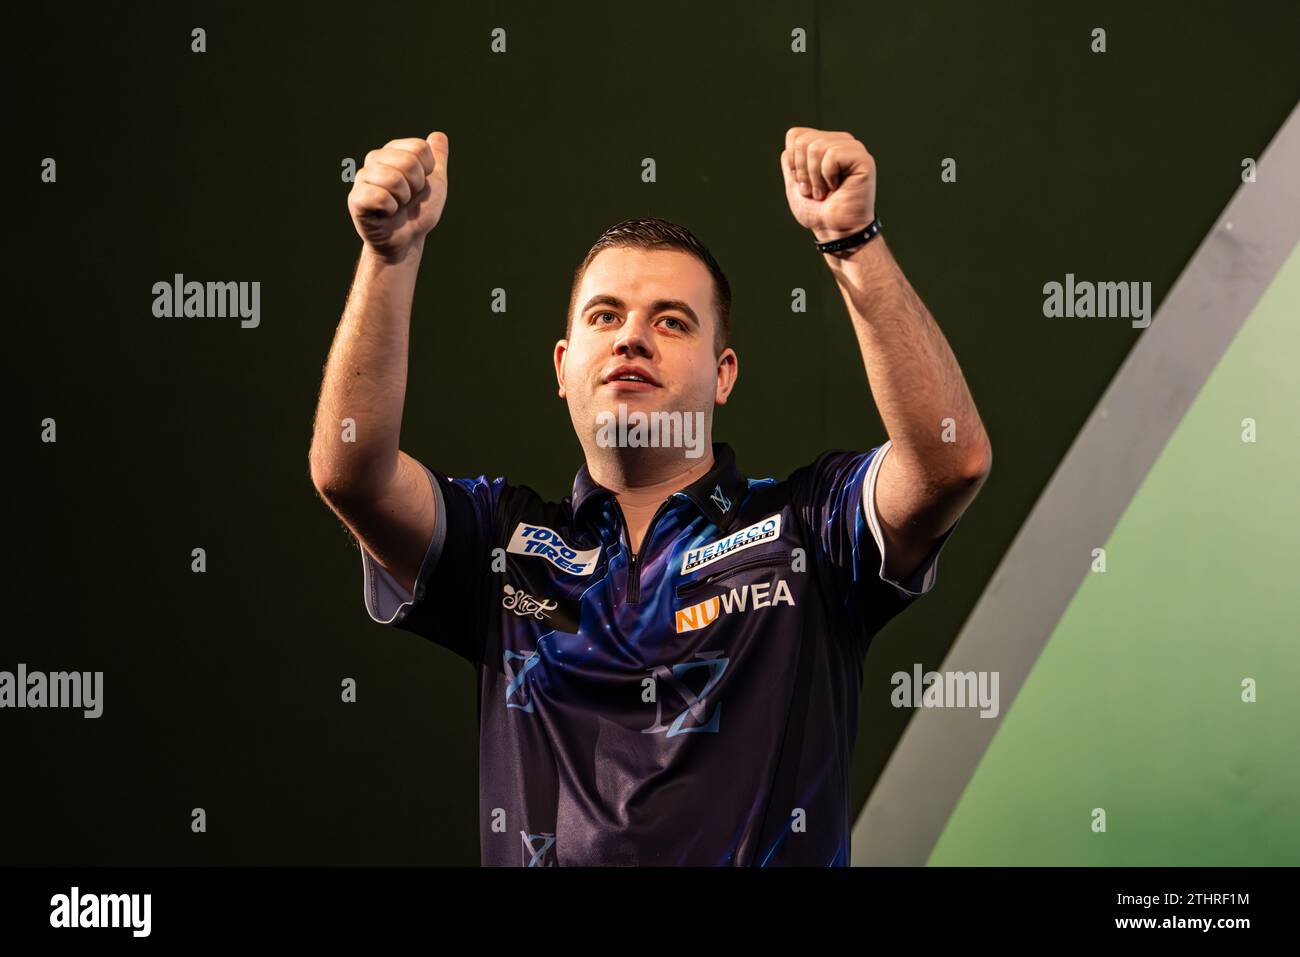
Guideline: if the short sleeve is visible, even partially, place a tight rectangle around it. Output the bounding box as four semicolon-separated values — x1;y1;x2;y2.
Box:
861;440;958;599
358;463;506;665
792;441;959;635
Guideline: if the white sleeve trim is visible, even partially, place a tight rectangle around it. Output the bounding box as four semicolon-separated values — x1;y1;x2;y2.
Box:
861;440;944;599
359;463;447;625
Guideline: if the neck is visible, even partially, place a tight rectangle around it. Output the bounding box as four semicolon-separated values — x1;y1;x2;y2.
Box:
583;444;716;514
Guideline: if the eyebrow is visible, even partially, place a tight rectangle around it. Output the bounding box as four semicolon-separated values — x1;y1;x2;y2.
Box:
579;295;700;330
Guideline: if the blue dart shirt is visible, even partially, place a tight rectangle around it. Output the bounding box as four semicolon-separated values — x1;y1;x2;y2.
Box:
358;441;957;866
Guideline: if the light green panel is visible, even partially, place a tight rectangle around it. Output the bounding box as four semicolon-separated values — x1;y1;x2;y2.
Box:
929;244;1300;865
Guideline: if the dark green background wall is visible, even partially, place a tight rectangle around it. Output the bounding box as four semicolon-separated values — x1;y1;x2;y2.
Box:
9;1;1298;864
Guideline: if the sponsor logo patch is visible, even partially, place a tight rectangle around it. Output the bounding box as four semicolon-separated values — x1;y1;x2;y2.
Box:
710;483;731;513
500;581;581;633
501;584;558;620
680;514;782;575
675;579;796;633
507;523;601;575
642;652;729;736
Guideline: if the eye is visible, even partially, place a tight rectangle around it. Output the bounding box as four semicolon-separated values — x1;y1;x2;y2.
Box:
660;316;686;331
593;311;618;325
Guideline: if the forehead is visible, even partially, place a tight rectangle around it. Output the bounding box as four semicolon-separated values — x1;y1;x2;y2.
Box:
576;247;713;318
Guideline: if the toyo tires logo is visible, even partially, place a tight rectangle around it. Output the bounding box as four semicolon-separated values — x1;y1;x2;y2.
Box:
507;523;601;575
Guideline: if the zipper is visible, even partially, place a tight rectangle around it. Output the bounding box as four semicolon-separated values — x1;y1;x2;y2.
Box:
675;551;790;598
611;494;680;604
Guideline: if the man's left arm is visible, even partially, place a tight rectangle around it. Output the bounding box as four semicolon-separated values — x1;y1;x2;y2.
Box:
781;127;993;585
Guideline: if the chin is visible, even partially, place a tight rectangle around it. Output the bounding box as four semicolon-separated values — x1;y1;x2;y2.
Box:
600;392;660;406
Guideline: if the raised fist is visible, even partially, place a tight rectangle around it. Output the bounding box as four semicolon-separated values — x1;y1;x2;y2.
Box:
348;132;449;260
780;127;876;243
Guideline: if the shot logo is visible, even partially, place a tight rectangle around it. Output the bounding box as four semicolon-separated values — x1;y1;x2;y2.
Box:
507;522;601;575
681;514;781;575
502;583;558;620
504;649;541;712
642;652;729;737
501;583;581;633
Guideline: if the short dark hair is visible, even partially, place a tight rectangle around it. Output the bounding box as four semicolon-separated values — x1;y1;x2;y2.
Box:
566;217;731;356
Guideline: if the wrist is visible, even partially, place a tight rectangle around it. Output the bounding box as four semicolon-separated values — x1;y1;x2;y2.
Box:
814;217;882;258
823;241;883;273
363;237;425;268
812;212;876;243
813;226;866;244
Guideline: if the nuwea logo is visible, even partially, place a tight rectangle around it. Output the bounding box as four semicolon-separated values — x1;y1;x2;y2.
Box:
506;523;600;575
681;514;781;575
676;579;796;633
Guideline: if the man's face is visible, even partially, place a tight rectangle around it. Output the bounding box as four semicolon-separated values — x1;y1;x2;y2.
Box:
554;247;737;454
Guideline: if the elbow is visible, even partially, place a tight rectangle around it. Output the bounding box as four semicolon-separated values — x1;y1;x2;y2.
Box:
308;445;349;500
309;445;392;502
308;449;337;498
961;443;993;484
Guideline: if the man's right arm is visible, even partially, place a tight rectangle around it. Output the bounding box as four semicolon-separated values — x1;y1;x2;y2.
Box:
308;133;450;596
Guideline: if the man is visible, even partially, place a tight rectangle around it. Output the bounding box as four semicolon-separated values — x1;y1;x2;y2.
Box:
309;127;992;866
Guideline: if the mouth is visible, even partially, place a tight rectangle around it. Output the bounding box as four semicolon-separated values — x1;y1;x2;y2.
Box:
603;365;661;390
604;379;659;393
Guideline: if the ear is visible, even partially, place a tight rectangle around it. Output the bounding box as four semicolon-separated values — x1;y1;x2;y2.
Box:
714;347;738;406
554;339;568;399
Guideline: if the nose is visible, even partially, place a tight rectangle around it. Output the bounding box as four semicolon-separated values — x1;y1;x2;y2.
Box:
612;314;655;360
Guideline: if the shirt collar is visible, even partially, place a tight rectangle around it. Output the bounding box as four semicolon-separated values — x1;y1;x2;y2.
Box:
571;442;748;531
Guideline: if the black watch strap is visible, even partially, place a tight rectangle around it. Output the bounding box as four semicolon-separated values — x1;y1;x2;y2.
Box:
814;217;882;254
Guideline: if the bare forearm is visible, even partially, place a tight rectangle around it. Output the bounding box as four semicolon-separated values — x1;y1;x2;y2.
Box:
309;239;425;495
824;236;990;484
